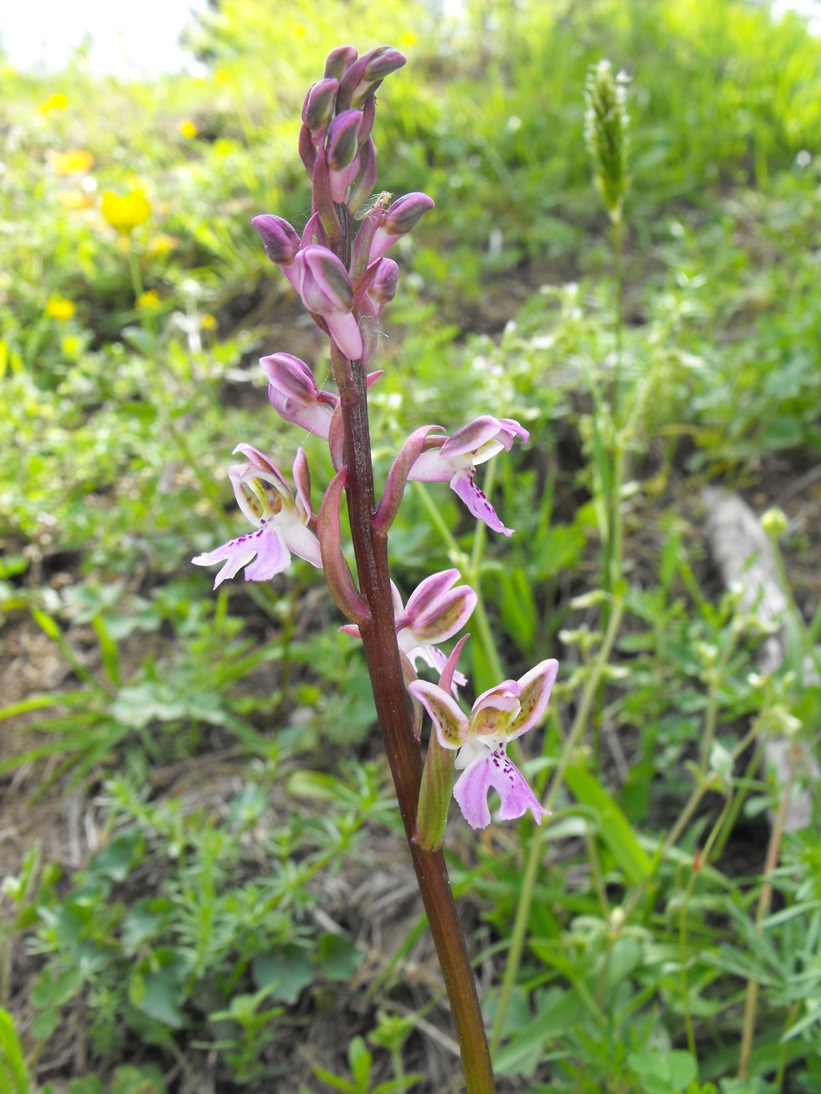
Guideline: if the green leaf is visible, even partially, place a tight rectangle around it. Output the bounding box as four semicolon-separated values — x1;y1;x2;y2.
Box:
564;765;652;885
88;830;145;883
628;1049;697;1094
0;1008;30;1094
132;969;186;1029
252;947;314;1005
92;615;121;686
31;964;84;1009
68;1079;105;1094
110;1065;168;1094
318;933;363;982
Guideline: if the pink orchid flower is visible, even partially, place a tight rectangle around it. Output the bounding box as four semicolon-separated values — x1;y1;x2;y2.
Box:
409;659;558;829
341;569;477;687
192;445;322;588
408;416;529;536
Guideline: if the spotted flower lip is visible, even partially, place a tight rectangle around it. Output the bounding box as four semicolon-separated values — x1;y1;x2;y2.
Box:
408;416;530;536
192;447;322;588
408;658;558;829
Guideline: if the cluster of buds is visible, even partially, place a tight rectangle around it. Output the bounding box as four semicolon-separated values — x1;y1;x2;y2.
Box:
193;45;558;837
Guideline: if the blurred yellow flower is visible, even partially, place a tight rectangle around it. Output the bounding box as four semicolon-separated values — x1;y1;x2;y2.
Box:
213;139;236;158
399;32;418;48
136;290;162;310
179;120;198;139
48;148;95;175
46;298;76;320
39;92;69;114
214;68;230;85
61;334;82;358
146;233;179;258
58;190;96;210
201;313;218;331
293;23;307;38
101;188;152;234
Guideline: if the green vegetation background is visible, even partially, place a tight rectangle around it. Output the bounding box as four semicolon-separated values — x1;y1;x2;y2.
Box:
2;0;821;1091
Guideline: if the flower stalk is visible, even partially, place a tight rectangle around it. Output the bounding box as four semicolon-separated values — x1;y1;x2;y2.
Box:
192;46;559;1090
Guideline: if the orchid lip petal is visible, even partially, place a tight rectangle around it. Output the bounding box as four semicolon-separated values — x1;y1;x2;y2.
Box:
452;740;549;829
450;470;513;536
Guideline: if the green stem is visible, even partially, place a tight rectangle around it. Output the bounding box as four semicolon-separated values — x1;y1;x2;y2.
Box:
126;239;144;302
679;789;734;1056
490;592;625;1054
738;752;795;1081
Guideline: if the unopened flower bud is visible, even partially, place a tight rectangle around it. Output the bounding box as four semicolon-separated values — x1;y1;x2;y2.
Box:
324;45;358;82
338;46;407;111
260;352;338;439
369;258;399;307
363;45;406;82
295;246;362;359
252;214;301;266
761;507;788;538
368;192;435;263
327;110;362;171
302;78;339;134
296;246;354;312
383;192;435;235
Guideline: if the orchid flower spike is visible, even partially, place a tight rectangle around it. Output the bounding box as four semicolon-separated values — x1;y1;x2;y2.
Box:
192;446;322;588
408;416;529;535
341;569;477;688
408;659;558;829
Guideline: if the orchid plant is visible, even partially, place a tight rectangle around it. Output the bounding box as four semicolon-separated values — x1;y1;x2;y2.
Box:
193;45;558;1091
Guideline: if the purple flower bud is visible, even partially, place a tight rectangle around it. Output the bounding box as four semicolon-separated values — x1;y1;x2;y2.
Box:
252;214;301;266
302;78;339;134
362;45;406;83
326;110;363;202
382;192;435;236
327;110;362;170
295;246;363;360
324;45;358;82
337;46;407;111
368;258;398;307
296;245;354;312
368;192;435;263
260;352;338;440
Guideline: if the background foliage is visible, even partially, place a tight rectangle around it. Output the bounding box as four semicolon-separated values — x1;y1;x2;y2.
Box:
1;0;821;1090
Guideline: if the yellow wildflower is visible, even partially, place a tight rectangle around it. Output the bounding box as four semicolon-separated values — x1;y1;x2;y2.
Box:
39;92;69;114
101;188;152;234
58;190;96;210
201;313;218;331
146;234;178;259
46;298;76;321
136;290;162;310
48;148;95;175
399;32;418;48
179;120;198;139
